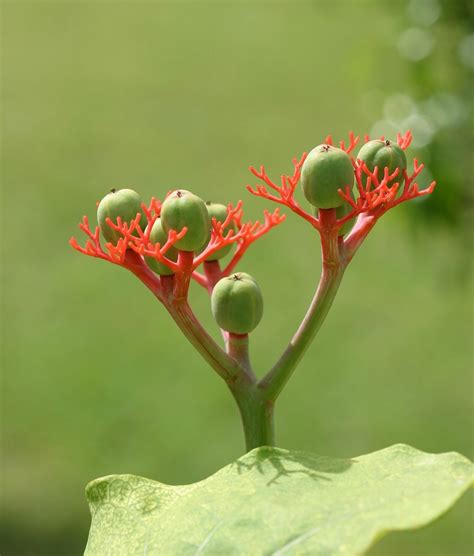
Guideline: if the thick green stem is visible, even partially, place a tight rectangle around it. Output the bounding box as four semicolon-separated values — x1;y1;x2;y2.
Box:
232;384;275;451
227;333;274;451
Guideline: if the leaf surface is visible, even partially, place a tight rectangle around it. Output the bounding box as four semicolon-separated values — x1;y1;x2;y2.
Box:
85;444;473;555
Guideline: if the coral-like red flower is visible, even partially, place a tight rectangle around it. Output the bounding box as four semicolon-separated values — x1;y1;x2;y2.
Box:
71;131;435;292
70;195;284;296
247;130;435;259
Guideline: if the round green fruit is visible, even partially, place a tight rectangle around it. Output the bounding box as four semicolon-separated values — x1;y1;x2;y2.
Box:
161;190;211;252
145;218;178;276
301;145;354;209
202;202;237;261
211;272;263;334
97;188;147;243
356;139;407;187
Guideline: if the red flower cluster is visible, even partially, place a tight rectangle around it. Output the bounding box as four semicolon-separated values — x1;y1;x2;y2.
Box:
70;195;284;294
247;131;434;233
71;130;435;290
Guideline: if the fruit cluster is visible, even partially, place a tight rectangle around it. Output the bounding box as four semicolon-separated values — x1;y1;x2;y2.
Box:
70;130;435;449
300;138;406;235
71;131;434;353
92;187;265;333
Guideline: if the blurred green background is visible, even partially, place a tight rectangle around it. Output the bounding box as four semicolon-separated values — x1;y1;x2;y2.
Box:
2;0;473;554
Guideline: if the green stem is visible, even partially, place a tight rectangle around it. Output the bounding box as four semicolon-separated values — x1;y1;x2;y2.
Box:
126;251;274;450
234;390;275;451
227;333;274;451
167;295;240;382
227;333;254;378
127;208;348;450
147;274;238;383
259;266;344;401
259;209;345;402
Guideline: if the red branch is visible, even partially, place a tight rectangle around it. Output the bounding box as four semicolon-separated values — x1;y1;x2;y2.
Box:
338;158;435;227
69;202;185;275
247;153;320;230
69;215;130;265
397;130;413;150
324;131;360;154
247;130;435;257
192;204;285;289
192;202;244;269
142;197;162;220
71;131;432;295
247;132;360;231
363;130;412;151
71;195;284;297
222;208;285;276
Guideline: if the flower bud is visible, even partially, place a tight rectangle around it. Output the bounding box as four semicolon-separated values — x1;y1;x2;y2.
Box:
97;188;147;244
356;139;407;187
301;145;354;209
161;190;211;252
145;218;178;276
202;202;237;260
211;272;263;334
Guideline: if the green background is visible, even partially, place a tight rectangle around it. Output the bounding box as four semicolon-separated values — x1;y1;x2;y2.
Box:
2;1;472;554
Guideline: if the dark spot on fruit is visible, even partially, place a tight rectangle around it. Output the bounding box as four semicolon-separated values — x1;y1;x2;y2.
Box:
110;188;116;193
385;139;391;147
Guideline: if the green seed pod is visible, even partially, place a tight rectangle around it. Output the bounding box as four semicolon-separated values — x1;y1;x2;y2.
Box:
211;272;263;334
161;190;211;252
202;202;237;261
356;139;407;187
301;145;354;209
97;188;147;243
145;218;178;276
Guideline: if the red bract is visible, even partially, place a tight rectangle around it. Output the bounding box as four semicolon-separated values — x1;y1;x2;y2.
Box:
247;130;435;261
362;130;413;149
193;205;285;289
323;130;360;153
247;153;318;228
70;196;284;297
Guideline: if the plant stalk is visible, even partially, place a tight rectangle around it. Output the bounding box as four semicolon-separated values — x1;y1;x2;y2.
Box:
258;209;345;402
231;383;275;451
227;333;274;451
127;209;348;451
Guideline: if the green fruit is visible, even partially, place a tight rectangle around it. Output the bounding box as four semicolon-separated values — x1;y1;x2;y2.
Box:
301;145;354;209
145;218;178;276
161;190;211;252
211;272;263;334
202;202;237;261
97;188;147;243
356;139;407;187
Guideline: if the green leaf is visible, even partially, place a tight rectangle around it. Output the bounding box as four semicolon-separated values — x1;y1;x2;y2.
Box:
85;444;473;555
